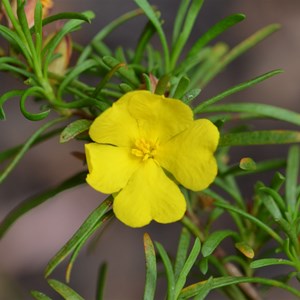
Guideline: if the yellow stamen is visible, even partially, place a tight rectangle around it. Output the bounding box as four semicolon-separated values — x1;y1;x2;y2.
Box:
131;139;157;161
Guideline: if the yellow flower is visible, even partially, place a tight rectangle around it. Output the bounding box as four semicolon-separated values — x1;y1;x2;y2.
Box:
85;91;219;227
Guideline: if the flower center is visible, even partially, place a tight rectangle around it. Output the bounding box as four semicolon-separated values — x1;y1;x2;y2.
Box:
131;139;157;161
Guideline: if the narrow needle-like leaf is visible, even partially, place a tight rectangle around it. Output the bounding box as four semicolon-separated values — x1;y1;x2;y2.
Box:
143;233;157;300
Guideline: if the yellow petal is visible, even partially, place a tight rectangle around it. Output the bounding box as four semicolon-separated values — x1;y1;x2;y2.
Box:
85;143;139;194
127;91;193;143
113;160;186;227
89;94;139;147
157;119;219;191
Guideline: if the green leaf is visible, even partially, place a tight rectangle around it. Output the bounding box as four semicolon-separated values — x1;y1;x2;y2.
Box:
200;102;300;126
0;117;65;184
172;0;191;46
0;62;34;78
0;24;32;64
189;42;228;88
179;276;300;299
91;10;141;43
42;12;95;77
277;218;299;250
78;9;142;64
186;14;245;58
0;56;27;67
51;92;109;112
271;172;286;191
115;47;127;64
172;76;190;100
31;291;53;300
133;21;156;64
19;87;51;121
212;200;283;245
182;89;201;104
198;257;208;275
202;230;237;257
259;193;282;221
221;158;285;178
154;74;170;95
102;56;140;86
143;233;157;300
0;171;86;239
0;90;24;120
219;130;300;147
193;277;213;300
1;0;26;42
250;258;295;269
285;146;299;212
92;41;112;57
34;0;43;56
235;242;255;259
65;211;114;282
94;62;127;98
142;73;153;91
17;1;37;68
60;119;92;143
58;59;99;99
239;157;256;171
174;48;210;75
134;0;170;72
193;69;282;113
146;45;162;74
41;12;94;29
47;279;84;300
96;263;108;300
213;177;244;208
258;187;285;212
170;0;204;69
155;241;175;300
174;227;191;281
119;83;133;93
181;216;204;241
174;238;201;298
203;189;247;239
45;197;113;278
198;23;281;87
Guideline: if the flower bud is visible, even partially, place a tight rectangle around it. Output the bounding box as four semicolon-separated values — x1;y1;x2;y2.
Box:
46;33;72;76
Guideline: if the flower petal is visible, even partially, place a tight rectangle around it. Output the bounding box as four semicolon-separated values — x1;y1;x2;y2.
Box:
127;91;193;143
157;119;219;191
85;143;139;194
89;94;139;147
113;160;186;227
